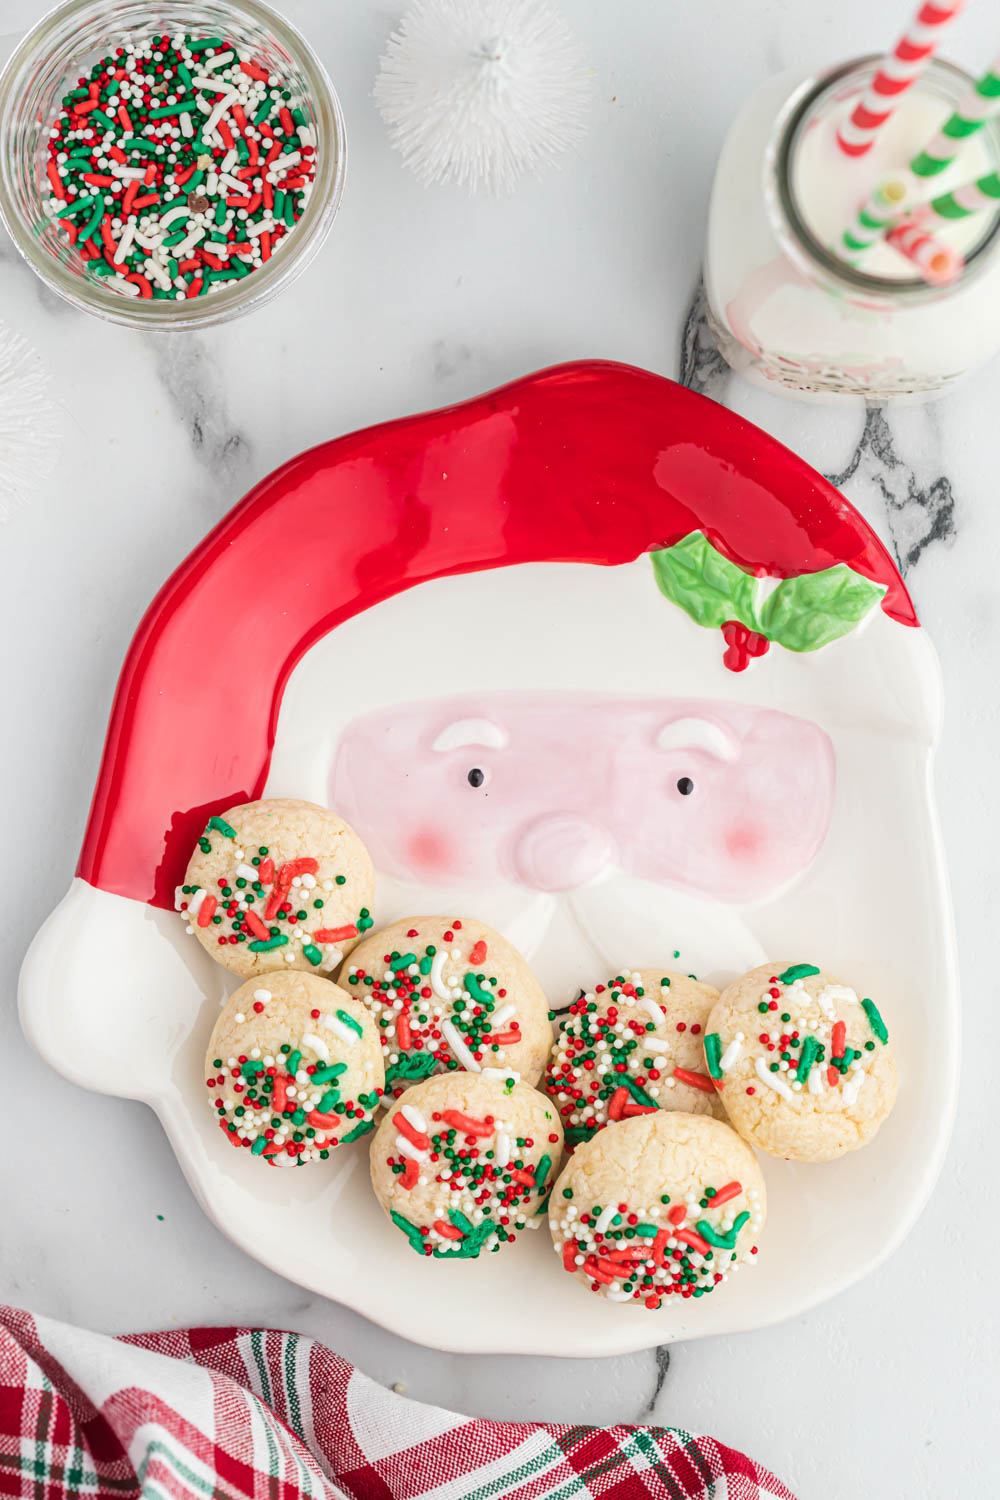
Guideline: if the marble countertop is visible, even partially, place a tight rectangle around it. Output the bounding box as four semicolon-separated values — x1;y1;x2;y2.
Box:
2;0;996;1494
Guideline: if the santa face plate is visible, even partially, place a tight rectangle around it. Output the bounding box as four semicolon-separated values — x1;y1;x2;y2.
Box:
19;361;956;1357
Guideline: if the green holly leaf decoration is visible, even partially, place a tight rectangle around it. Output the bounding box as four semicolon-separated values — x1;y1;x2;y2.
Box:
650;532;758;631
649;531;888;669
760;566;886;653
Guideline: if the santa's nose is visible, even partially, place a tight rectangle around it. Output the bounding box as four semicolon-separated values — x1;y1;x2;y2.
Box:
510;813;617;892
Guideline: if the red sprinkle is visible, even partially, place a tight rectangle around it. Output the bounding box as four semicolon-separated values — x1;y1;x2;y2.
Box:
392;1112;430;1152
708;1181;743;1207
469;940;488;965
313;925;359;943
672;1067;716;1093
441;1109;493;1137
243;909;270;941
197;894;217;927
674;1227;711;1255
607;1086;629;1122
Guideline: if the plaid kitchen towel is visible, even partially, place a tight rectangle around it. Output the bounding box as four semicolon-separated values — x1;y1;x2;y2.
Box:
0;1307;795;1500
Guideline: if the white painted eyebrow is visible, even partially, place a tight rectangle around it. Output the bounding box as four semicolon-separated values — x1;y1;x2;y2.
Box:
655;718;739;761
432;718;508;752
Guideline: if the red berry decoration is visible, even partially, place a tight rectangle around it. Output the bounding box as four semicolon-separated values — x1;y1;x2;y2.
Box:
721;619;771;672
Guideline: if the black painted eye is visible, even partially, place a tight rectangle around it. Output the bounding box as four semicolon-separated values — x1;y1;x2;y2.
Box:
467;767;485;787
676;776;694;796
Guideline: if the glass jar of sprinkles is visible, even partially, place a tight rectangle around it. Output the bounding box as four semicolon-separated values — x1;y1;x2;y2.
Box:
0;0;346;327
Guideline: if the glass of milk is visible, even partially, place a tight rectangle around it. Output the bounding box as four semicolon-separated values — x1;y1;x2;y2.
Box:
704;57;1000;403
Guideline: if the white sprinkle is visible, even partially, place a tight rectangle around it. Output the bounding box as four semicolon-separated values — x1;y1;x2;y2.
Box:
495;1130;511;1168
442;1019;480;1071
606;1290;633;1302
755;1056;795;1101
322;1013;360;1046
400;1103;427;1133
817;984;858;1018
481;1067;520;1083
235;862;257;881
187;887;207;918
491;1004;517;1028
719;1037;743;1071
395;1134;428;1162
842;1070;866;1106
253;989;271;1004
643;1038;672;1054
594;1202;618;1235
430;949;451;1000
638;995;666;1027
302;1032;329;1062
234;1013;246;1024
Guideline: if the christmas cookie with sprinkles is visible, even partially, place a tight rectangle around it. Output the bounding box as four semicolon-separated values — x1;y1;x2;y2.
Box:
370;1071;563;1258
179;798;374;978
544;969;725;1147
339;916;551;1101
204;970;384;1166
707;962;898;1162
549;1111;765;1309
42;30;318;302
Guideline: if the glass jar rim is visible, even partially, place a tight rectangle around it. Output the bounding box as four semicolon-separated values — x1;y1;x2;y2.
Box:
764;53;1000;304
0;0;347;329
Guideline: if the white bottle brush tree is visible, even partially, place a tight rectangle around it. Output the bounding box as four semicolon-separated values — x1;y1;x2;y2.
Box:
374;0;592;195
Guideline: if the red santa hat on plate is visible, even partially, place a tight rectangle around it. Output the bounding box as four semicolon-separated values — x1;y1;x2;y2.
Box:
75;359;924;914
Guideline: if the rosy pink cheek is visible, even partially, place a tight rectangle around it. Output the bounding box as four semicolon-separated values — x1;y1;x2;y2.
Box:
406;827;454;872
725;825;763;858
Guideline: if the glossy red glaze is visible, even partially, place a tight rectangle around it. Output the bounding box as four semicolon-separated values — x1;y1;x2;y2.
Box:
76;360;917;908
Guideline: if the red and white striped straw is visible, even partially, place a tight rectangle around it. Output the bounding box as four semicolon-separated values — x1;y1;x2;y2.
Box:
884;218;965;283
836;0;967;158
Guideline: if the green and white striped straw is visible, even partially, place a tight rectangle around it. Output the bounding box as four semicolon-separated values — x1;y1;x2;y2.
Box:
842;173;915;254
911;167;1000;218
910;55;1000;176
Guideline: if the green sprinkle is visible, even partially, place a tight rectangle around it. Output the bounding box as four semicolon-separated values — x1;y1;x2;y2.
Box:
634;1223;659;1238
149;101;199;117
463;972;494;1005
704;1032;723;1079
335;1008;364;1037
778;964;820;984
861;998;889;1044
53;194;99;219
796;1035;821;1083
251;1137;268;1155
240;1060;264;1077
249;934;288;952
206;815;237;838
302;943;323;966
287;1050;302;1075
695;1211;750;1250
317;1090;340;1113
390;1210;425;1252
622;1074;658;1109
189;36;224;50
311;1062;347;1084
534;1155;552;1193
78;198;105;243
448;1208;473;1233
